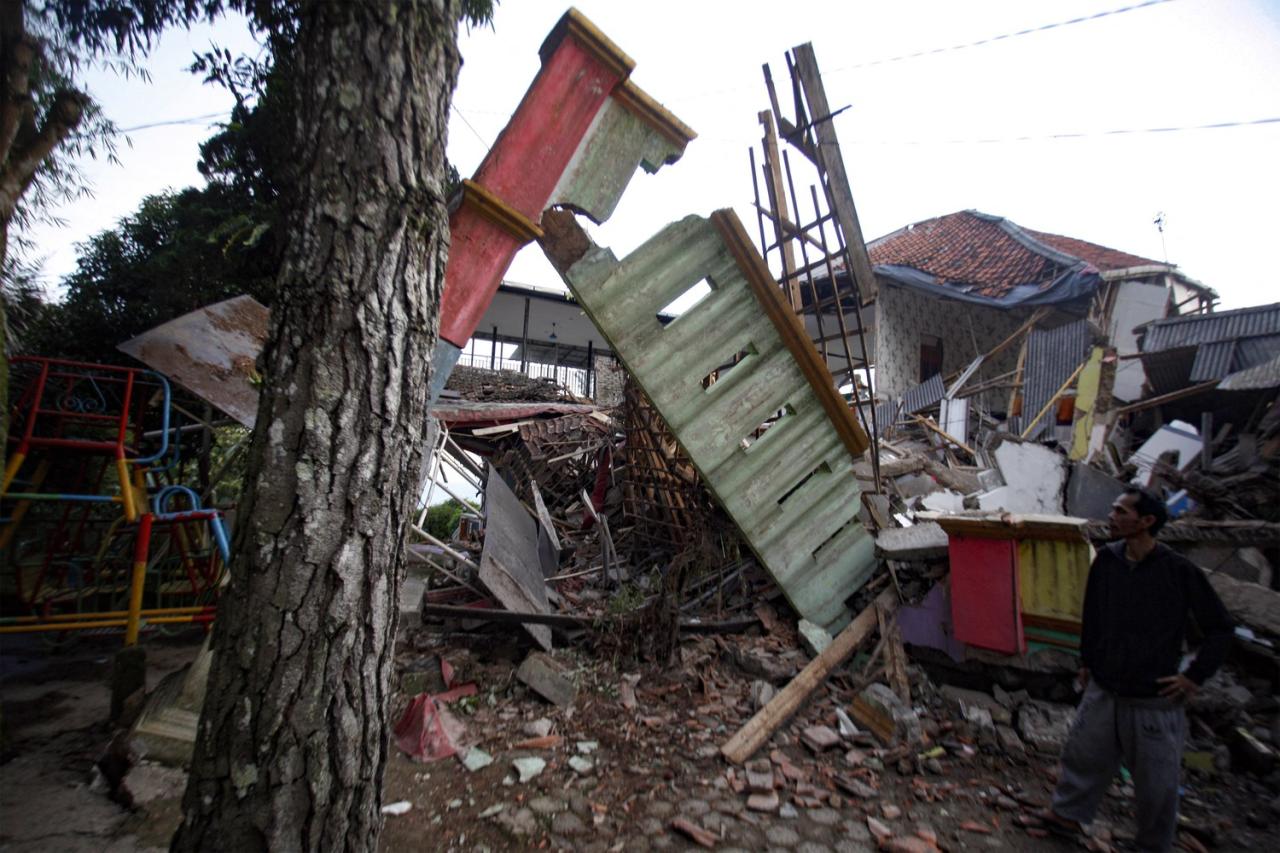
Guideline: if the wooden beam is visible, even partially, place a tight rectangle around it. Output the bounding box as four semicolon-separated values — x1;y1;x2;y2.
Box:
912;414;977;457
790;44;878;301
1020;362;1086;439
759;111;802;311
878;602;911;706
1113;380;1219;415
721;589;895;764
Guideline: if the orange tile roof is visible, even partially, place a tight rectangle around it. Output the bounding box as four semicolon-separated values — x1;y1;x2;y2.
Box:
868;210;1166;299
1024;229;1163;272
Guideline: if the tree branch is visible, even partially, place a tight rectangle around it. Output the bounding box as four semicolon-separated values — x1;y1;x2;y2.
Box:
0;88;86;222
0;0;33;170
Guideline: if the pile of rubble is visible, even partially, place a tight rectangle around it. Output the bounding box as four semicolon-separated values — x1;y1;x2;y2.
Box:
391;332;1278;851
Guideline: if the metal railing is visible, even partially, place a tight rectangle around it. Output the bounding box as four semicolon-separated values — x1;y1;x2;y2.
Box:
455;353;591;398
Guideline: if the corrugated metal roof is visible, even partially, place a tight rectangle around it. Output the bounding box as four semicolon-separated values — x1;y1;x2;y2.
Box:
903;374;946;414
1219;352;1280;391
1138;348;1197;396
1189;339;1236;382
1022;319;1091;440
1187;334;1280;383
876;399;901;431
1237;335;1280;368
553;211;876;634
1141;302;1280;353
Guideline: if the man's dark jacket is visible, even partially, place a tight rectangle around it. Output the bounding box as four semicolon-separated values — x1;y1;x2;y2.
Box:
1080;541;1234;698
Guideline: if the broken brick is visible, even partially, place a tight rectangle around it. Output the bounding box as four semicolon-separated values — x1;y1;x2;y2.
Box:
670;817;716;849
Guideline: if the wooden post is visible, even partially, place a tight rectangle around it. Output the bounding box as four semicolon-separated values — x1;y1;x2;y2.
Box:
759;110;801;312
721;590;895;764
490;325;499;370
790;44;877;302
1200;411;1213;471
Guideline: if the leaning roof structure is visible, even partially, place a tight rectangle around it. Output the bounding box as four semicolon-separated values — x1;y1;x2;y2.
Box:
863;210;1214;308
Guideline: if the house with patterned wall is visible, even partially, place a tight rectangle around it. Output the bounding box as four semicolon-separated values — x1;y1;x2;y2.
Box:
807;210;1216;417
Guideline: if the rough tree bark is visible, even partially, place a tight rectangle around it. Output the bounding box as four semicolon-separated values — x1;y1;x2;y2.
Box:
1;0;87;472
172;0;460;849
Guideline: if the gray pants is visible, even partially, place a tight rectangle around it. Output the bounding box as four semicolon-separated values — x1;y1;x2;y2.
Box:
1051;681;1186;853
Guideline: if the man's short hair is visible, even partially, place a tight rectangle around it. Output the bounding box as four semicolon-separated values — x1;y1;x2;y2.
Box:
1124;486;1168;535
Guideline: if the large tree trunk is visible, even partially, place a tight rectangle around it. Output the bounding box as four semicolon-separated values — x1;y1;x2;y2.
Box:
172;1;459;849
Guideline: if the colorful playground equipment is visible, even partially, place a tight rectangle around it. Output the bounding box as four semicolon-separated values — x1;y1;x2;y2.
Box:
2;357;230;643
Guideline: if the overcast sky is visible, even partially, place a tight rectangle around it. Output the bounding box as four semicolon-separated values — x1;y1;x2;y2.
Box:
26;0;1280;309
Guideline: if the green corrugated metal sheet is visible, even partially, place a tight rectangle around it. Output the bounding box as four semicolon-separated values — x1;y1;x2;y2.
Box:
548;210;875;633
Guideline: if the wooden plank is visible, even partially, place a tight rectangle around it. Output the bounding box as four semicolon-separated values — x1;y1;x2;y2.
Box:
479;468;554;650
1113;380;1219;415
878;602;911;705
912;414;976;457
758;110;802;311
790;44;878;301
721;589;895;764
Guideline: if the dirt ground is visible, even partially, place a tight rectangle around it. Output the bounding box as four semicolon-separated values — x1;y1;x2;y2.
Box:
1;618;1275;852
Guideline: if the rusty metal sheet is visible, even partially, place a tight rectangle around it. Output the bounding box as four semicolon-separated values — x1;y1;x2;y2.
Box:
479;467;553;650
543;209;874;634
117;296;268;428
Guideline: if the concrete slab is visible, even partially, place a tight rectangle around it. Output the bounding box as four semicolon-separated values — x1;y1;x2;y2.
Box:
983;440;1067;514
1065;461;1126;521
875;522;949;560
516;652;577;708
920;490;966;513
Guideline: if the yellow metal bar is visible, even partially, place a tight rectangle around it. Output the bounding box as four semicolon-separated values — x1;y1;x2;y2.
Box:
0;460;49;550
117;458;137;522
2;606;208;624
0;620;130;634
124;513;154;645
2;451;26;494
0;613;204;635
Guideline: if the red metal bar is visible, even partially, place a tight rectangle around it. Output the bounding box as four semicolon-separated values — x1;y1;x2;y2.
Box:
16;358;50;453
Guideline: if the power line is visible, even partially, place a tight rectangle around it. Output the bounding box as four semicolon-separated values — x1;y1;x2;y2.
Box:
845;115;1280;145
668;0;1177;103
452;106;492;153
826;0;1178;73
112;112;230;133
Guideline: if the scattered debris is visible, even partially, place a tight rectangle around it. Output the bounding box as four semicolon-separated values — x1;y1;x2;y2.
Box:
516;652;577;708
510;757;546;783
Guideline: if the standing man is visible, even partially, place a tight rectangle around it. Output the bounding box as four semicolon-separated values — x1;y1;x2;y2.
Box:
1044;486;1233;852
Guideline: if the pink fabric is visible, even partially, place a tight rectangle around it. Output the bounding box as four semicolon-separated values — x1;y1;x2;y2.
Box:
392;658;478;763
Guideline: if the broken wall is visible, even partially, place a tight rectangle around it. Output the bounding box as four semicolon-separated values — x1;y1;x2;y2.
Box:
874;282;1026;406
592;353;626;407
1107;279;1168;402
